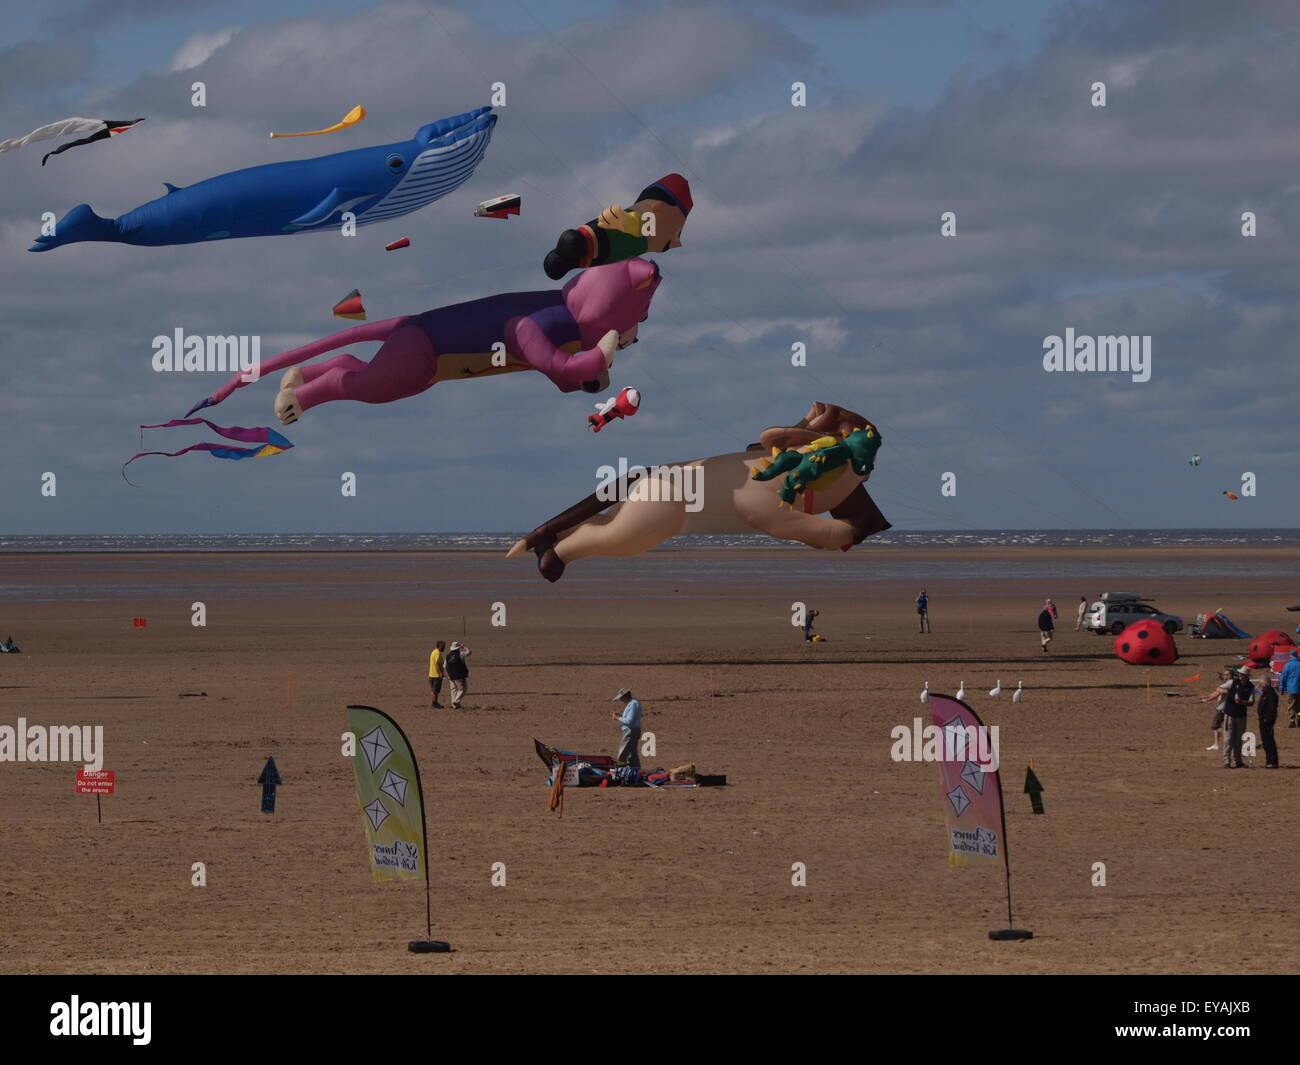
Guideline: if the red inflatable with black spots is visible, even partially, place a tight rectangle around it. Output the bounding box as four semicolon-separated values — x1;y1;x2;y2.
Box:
1114;620;1179;665
1247;629;1295;665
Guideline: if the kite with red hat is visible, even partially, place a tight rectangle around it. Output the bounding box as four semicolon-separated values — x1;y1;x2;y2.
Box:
544;173;693;279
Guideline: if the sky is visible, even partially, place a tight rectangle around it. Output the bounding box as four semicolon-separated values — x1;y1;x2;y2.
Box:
1;0;1296;533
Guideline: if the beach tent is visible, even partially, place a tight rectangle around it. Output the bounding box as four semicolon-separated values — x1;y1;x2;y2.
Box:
1194;611;1249;639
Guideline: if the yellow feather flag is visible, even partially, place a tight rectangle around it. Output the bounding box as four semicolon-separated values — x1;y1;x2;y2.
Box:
347;704;427;883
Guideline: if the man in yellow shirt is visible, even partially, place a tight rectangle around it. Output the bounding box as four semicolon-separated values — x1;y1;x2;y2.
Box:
428;640;446;708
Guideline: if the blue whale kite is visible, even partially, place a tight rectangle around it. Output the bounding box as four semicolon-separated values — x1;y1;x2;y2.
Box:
30;106;496;252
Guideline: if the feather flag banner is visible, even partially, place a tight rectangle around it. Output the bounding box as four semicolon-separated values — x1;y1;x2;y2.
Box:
929;693;1006;868
347;705;428;884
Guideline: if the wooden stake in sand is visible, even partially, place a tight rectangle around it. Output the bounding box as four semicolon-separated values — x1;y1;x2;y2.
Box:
287;672;293;709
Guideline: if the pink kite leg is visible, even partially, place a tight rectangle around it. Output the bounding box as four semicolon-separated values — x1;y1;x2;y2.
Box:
186;316;412;415
289;324;439;411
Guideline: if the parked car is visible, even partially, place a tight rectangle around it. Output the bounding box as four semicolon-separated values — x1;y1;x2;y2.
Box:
1083;593;1183;635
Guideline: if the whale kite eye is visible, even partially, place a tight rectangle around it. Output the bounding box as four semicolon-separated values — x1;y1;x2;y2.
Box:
386;153;406;173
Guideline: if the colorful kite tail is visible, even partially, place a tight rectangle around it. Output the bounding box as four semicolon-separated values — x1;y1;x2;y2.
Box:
189;315;413;415
123;418;293;483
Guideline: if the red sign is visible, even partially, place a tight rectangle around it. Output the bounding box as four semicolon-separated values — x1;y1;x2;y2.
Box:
76;769;116;795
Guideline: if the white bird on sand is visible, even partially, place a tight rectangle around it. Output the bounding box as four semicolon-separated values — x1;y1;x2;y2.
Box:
989;679;1002;697
920;682;930;704
955;681;966;700
1012;681;1024;703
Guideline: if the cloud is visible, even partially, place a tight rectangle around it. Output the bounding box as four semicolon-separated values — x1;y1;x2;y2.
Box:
2;0;1298;533
170;27;239;73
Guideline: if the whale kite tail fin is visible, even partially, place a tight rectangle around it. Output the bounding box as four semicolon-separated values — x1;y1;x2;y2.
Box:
187;315;414;415
28;203;118;252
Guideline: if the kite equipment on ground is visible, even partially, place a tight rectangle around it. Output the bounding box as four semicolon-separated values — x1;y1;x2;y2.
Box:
475;194;520;219
1114;620;1179;665
270;105;365;139
1;117;144;165
588;387;640;432
30;107;495;251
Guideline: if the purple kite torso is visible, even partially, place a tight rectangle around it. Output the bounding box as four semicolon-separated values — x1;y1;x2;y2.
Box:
407;290;579;357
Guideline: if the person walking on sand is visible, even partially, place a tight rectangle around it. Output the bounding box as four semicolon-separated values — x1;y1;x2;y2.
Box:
916;589;931;634
802;607;820;642
1222;666;1253;768
428;639;446;708
1037;604;1054;652
1075;596;1088;631
1257;672;1279;768
1280;649;1300;728
1200;667;1235;750
610;687;642;767
444;641;471;709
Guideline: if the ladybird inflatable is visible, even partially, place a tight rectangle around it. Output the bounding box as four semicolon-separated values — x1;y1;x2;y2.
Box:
1114;620;1179;665
1247;630;1295;665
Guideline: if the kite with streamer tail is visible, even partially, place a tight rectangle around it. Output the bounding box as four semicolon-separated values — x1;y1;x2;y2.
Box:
31;107;494;251
270;105;365;139
123;419;292;482
185;259;662;427
0;117;144;165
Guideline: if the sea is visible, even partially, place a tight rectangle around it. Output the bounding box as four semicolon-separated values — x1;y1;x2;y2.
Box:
1;529;1298;553
0;531;1296;604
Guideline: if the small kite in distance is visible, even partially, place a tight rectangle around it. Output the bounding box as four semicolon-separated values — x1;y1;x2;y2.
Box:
0;117;145;165
1189;454;1201;466
384;236;410;250
270;105;365;139
332;289;366;320
475;194;520;219
1223;490;1239;500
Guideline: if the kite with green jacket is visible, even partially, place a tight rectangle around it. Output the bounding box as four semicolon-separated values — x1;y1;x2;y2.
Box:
751;424;882;506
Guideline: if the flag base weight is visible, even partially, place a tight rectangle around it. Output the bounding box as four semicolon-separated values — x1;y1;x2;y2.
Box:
408;940;452;953
988;929;1033;941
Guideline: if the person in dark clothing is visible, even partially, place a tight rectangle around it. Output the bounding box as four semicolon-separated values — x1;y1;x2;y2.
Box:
1222;666;1253;768
802;608;820;642
444;641;471;709
1257;673;1279;768
1037;606;1054;652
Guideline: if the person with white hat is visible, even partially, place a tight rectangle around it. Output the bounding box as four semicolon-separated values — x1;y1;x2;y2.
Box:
444;641;471;709
610;688;642;768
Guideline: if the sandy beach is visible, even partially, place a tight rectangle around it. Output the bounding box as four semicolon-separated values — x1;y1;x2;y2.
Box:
1;545;1297;974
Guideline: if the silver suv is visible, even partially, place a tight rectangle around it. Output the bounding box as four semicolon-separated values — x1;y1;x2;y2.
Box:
1083;594;1183;636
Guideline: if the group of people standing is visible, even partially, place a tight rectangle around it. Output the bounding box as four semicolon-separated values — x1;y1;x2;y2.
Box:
427;639;471;709
1201;650;1300;769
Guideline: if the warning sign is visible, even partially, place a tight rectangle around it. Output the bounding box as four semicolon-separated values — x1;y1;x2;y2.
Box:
76;769;115;795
